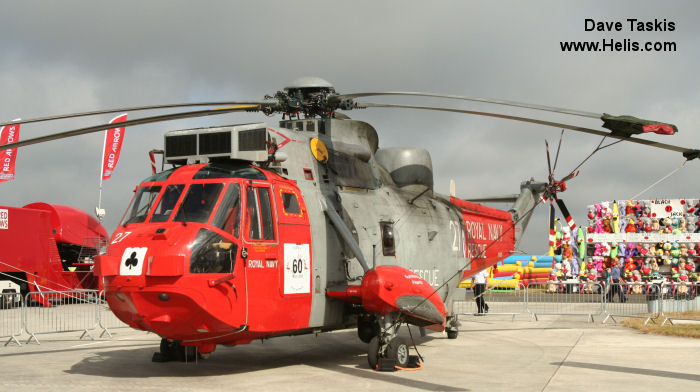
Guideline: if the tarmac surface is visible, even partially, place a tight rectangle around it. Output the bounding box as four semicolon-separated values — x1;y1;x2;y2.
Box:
2;314;699;392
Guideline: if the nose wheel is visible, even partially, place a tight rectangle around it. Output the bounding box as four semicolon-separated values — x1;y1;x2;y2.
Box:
366;313;410;369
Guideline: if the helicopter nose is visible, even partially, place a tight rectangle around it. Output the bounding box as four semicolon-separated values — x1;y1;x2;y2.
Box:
107;286;238;340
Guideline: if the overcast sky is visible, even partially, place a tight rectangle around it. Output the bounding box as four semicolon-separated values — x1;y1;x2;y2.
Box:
1;0;698;253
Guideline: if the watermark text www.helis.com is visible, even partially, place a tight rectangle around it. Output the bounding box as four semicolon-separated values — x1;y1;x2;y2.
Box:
560;18;677;53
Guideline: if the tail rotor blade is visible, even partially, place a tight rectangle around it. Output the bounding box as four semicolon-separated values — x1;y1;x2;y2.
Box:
552;129;564;173
548;202;556;248
545;140;553;178
560;170;580;183
555;198;577;231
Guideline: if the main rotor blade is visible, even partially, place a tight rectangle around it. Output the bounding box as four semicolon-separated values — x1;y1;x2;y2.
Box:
0;101;271;128
335;91;600;119
0;104;261;150
356;102;700;159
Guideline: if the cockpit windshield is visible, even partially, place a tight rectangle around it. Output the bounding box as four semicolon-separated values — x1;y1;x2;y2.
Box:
151;184;185;223
210;183;241;238
173;183;224;224
122;186;162;225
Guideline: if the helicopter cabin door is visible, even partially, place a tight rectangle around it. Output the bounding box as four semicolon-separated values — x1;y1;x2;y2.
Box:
273;182;312;329
241;181;311;332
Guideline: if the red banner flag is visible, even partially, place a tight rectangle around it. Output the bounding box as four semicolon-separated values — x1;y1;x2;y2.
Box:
149;151;157;174
0;121;21;182
101;113;127;180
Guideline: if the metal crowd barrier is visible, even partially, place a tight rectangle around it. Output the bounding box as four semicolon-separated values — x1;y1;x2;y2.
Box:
525;281;605;322
1;292;24;346
455;282;527;320
23;290;100;344
97;290;129;337
659;282;700;325
601;282;661;325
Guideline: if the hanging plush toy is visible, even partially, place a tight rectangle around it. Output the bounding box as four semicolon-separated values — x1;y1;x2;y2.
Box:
651;217;660;232
618;243;627;259
601;201;611;219
625;200;635;217
634;201;643;218
595;203;603;218
662;218;673;233
671;242;681;258
595;218;604;233
602;218;613;233
594;243;602;256
577;227;586;260
619;215;627;233
626;217;637;233
610;242;619;259
612;201;620;233
587;205;596;220
678;217;687;232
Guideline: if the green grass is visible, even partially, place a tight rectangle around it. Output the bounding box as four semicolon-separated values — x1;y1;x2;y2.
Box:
622;311;700;339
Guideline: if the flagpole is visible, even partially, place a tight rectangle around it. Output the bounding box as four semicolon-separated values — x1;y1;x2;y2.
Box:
97;130;107;221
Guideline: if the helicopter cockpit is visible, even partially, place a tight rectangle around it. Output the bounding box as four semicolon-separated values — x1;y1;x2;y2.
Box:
117;162;269;275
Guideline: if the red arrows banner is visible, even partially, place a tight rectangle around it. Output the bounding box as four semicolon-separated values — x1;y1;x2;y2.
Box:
101;113;127;180
0;121;21;182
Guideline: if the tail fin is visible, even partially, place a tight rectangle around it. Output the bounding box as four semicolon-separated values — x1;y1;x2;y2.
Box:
509;179;547;249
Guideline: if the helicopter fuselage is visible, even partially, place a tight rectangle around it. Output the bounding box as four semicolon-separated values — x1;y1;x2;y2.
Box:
97;118;517;353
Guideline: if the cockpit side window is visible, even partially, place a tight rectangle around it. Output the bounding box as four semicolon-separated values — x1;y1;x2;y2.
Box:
244;185;276;241
211;183;241;238
258;188;275;241
150;184;184;223
173;183;224;224
246;187;261;239
122;186;162;225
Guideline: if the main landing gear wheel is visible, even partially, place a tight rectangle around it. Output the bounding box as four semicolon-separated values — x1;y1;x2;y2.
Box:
387;338;409;368
367;336;380;369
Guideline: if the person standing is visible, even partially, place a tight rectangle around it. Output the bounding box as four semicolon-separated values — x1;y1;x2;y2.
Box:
608;259;626;302
471;268;489;315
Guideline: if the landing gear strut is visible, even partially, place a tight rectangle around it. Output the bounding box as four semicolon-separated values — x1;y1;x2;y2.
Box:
446;314;459;339
366;313;409;369
153;338;197;362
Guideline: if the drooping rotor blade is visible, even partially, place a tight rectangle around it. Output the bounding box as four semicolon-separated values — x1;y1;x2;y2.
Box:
334;92;601;119
0;101;272;128
356;102;700;160
555;198;577;231
552;130;564;173
0;104;261;151
466;195;519;203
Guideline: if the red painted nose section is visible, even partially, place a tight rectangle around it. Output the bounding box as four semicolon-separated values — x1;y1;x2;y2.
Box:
107;287;238;341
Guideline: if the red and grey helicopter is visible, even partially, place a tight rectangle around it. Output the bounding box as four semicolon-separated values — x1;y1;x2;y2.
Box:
2;77;697;368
